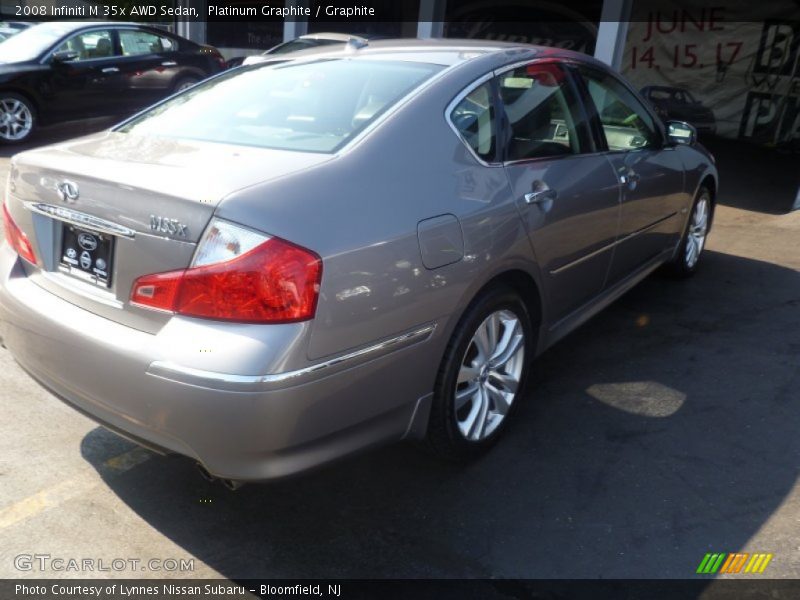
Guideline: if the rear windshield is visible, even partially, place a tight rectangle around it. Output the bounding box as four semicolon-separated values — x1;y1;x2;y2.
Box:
117;59;444;153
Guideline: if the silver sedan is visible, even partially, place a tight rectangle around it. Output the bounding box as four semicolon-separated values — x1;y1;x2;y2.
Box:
0;40;717;486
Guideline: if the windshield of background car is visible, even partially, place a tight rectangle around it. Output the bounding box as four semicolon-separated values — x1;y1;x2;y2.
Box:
0;22;77;62
118;59;444;153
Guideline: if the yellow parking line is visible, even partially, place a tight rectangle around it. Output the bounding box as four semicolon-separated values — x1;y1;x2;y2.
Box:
0;476;91;529
0;447;152;530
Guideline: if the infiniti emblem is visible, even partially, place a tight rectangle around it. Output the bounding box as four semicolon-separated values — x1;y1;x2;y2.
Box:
56;180;79;203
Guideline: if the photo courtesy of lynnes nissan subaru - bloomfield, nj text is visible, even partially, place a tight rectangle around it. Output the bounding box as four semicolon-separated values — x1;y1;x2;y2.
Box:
0;39;717;488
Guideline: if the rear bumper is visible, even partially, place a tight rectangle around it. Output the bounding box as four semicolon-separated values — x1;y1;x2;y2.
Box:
0;246;436;481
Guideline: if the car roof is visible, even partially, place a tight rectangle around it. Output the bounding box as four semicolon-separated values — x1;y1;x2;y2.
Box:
0;21;32;29
248;38;605;71
297;32;368;42
645;86;687;92
26;21;162;34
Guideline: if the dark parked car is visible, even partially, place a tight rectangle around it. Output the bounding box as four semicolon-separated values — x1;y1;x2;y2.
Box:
640;85;716;134
0;21;32;42
0;21;33;30
0;21;226;144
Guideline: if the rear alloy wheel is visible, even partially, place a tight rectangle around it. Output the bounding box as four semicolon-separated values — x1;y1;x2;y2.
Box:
665;186;711;278
427;285;534;460
455;309;525;441
0;94;35;144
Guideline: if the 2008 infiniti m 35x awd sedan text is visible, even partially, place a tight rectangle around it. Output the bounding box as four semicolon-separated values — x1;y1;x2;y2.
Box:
0;40;717;485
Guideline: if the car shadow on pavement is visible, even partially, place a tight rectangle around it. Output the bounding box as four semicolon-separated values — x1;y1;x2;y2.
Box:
80;249;800;582
702;136;799;215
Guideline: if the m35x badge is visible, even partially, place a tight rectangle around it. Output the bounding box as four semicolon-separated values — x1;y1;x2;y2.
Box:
150;214;188;237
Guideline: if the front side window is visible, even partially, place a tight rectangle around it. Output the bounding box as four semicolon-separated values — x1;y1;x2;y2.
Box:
119;30;174;56
497;62;586;161
450;82;496;162
118;59;443;153
675;89;696;104
578;67;660;151
54;30;115;61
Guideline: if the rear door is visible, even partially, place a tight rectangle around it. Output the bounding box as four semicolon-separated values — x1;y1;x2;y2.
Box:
573;65;686;285
498;60;622;323
115;27;181;111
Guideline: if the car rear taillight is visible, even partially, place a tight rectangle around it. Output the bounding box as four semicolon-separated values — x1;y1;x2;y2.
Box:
2;203;37;265
131;219;322;323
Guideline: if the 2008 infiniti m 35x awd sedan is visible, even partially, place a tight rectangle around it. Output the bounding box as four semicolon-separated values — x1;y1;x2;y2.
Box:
0;40;717;485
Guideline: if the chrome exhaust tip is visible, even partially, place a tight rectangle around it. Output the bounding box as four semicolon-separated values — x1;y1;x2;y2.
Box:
196;462;216;483
196;463;244;490
221;478;244;491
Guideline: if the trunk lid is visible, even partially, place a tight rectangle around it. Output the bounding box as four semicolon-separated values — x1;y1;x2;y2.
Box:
7;132;333;333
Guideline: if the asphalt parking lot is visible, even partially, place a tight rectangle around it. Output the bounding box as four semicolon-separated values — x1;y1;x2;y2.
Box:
0;123;798;581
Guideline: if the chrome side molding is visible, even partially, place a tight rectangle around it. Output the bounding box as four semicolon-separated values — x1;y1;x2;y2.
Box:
550;212;679;276
147;324;437;392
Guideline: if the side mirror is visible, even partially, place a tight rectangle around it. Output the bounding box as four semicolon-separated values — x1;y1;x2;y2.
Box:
666;120;697;146
52;50;79;63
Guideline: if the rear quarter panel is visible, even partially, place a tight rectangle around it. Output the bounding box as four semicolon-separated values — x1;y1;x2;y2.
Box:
215;60;544;371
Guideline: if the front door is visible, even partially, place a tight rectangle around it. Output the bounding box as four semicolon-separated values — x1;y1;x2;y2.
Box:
575;65;687;285
498;61;622;323
115;28;182;111
44;28;124;120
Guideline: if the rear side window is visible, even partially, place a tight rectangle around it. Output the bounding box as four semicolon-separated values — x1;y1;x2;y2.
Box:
497;62;586;161
118;59;443;153
450;82;496;162
119;30;174;56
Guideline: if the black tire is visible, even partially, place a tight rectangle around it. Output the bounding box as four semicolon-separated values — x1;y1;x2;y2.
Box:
173;76;200;94
0;92;37;145
664;186;712;278
426;284;535;461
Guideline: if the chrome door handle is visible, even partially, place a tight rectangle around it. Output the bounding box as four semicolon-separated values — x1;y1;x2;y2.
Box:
161;61;177;66
524;189;557;205
101;67;119;74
